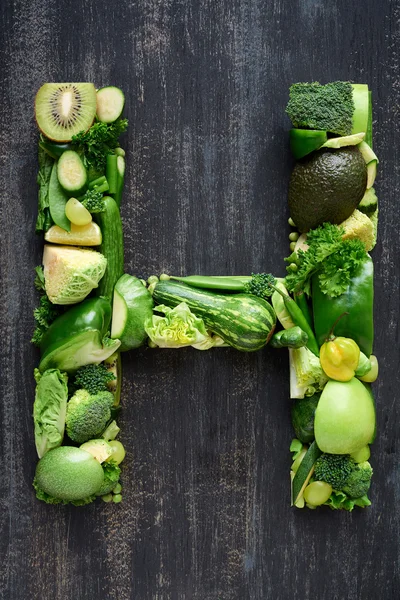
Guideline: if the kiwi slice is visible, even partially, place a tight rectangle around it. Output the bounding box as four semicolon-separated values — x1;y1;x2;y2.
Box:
35;83;97;142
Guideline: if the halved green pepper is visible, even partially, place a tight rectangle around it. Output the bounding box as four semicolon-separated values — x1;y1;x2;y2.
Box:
39;297;121;373
312;256;374;357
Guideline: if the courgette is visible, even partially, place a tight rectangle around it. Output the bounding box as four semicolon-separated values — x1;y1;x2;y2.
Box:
57;150;87;195
153;280;276;352
94;196;124;300
292;441;322;506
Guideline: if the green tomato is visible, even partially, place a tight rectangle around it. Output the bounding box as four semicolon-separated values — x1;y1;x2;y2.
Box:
303;481;332;506
107;440;126;465
65;197;92;226
351;445;371;463
359;355;379;383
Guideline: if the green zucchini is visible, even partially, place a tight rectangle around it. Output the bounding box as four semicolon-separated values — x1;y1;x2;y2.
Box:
57;150;87;195
94;196;124;301
153;280;276;352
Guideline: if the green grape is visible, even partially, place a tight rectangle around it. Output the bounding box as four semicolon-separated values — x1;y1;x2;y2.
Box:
101;494;113;503
65;197;92;226
303;481;332;506
113;494;123;504
113;483;122;494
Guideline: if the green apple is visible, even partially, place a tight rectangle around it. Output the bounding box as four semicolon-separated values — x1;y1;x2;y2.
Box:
314;378;375;454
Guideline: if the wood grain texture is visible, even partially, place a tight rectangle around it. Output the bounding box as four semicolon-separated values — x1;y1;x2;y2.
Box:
1;1;399;599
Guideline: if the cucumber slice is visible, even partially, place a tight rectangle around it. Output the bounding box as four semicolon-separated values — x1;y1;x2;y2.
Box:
358;188;378;216
57;150;88;194
292;441;322;505
351;84;369;135
289;129;327;160
111;274;154;351
322;132;364;149
48;162;71;232
96;87;125;123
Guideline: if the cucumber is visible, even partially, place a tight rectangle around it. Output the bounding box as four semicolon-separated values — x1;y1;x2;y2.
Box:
292;441;322;505
358;188;378;216
114;155;125;209
351;84;369;135
153;280;276;352
104;352;122;407
111;274;154;351
94;196;124;300
48;162;71;232
57;150;87;194
96;87;125;123
367;161;377;189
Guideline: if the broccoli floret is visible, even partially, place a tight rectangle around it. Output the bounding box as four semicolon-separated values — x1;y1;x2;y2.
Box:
286;81;354;136
66;389;114;443
314;453;354;489
74;363;116;395
80;189;106;213
244;273;276;299
342;461;373;498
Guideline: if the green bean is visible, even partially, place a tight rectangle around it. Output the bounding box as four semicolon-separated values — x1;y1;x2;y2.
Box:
106;154;118;195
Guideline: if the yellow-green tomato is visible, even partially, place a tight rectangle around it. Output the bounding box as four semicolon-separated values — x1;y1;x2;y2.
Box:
65;197;92;226
351;445;371;463
359;355;379;383
107;440;126;465
303;481;332;506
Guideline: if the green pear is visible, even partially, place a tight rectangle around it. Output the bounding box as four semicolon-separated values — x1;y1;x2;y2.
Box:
314;378;376;454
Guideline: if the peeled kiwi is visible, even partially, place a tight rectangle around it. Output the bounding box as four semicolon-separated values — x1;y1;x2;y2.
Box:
35;83;97;142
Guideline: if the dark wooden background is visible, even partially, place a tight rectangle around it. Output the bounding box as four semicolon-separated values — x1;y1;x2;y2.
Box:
1;1;399;599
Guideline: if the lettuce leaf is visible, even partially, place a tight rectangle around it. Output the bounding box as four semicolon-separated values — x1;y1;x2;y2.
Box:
33;368;68;458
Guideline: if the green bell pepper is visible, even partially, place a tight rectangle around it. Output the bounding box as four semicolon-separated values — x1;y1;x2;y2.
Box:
39;297;121;373
312;256;374;357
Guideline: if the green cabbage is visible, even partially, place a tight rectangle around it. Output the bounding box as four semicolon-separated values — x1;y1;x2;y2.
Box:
145;302;220;350
33;368;68;458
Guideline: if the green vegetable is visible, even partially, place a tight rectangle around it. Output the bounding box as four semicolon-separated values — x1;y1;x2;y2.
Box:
48;162;71;232
351;84;370;136
271;280;295;330
80;439;114;462
71;119;128;172
358;187;378;216
95;459;121;496
111;274;154;351
74;363;116;395
285;222;367;298
94;196;124;300
289;129;327;159
114;155;125;208
289;347;328;399
57;150;88;195
292;441;322;506
66;389;114;443
355;352;372;378
321;132;365;149
324;490;371;511
104;352;121;406
96;86;125;123
88;175;109;192
268;284;319;356
31;289;63;347
33;368;68;458
270;326;308;349
312;256;374;356
314;453;354;489
33;446;104;504
145;302;219;350
39;297;121;373
43;244;107;305
365;90;373;147
286;81;355;136
39;138;72;159
106;153;118;195
80;188;106;213
294;291;313;330
291;393;320;443
359;354;378;383
342;461;373;498
36;145;54;233
153;280;276;352
101;420;120;441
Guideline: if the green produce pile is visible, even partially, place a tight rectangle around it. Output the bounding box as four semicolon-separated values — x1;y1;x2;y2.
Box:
31;81;379;512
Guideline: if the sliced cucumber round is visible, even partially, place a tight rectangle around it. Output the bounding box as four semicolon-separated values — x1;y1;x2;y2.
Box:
96;87;125;123
57;150;88;194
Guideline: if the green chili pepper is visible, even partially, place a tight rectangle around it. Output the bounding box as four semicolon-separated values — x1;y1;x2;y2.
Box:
270;326;308;349
312;256;374;357
294;291;313;329
39;297;121;373
269;285;319;356
39;139;72;159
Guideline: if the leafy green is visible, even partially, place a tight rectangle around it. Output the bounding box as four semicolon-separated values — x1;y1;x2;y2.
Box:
33;369;68;458
285;223;367;297
33;479;96;506
145;302;219;350
74;363;116;395
101;420;120;441
80;189;106;213
72;119;128;172
286;81;354;136
324;490;371;511
31;267;63;347
36;145;54;233
96;460;121;496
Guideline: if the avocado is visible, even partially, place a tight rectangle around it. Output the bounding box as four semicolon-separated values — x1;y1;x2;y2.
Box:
288;147;367;232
